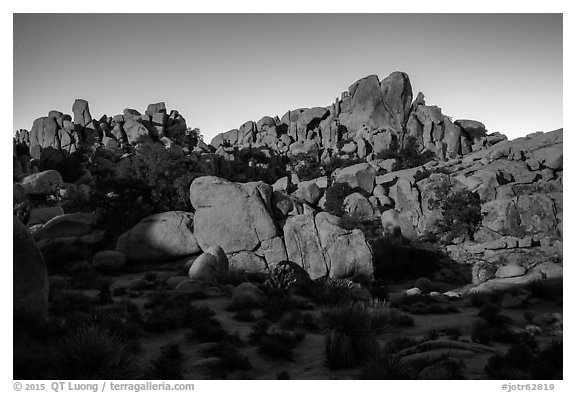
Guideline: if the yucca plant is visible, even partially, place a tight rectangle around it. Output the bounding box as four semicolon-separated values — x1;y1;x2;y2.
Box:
51;325;142;379
358;349;416;380
322;302;378;369
325;329;356;369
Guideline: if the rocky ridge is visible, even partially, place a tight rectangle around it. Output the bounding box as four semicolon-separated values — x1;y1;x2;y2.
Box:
13;71;563;320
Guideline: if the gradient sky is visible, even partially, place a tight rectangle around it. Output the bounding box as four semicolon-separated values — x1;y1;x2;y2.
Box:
13;14;562;142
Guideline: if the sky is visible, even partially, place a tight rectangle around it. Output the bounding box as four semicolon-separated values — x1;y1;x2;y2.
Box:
13;13;562;142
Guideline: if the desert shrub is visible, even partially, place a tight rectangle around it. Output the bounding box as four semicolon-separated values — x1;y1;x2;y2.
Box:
276;370;291;379
186;317;228;343
49;291;97;318
527;279;560;301
262;295;313;322
248;320;271;344
438;190;482;241
233;310;256;323
59;185;94;214
265;261;312;291
485;341;562;379
325;329;356;369
384;336;421;353
289;153;322;181
425;329;439;341
357;350;416;380
375;136;435;170
524;311;535;323
441;327;462;341
90;173;156;236
471;320;529;346
142;292;214;332
323;182;356;216
257;329;305;360
149;343;184;379
69;261;104;289
201;342;252;376
391;294;459;315
130;140;202;211
478;303;510;326
311;277;363;306
418;358;466;379
50;324;142;379
322;302;381;369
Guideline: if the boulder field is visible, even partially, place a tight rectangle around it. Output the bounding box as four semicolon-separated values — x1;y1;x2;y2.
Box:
13;70;563;298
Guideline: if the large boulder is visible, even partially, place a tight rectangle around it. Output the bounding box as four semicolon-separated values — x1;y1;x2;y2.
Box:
29;116;60;160
283;212;373;280
380;71;413;131
343;192;377;221
116;211;201;262
188;246;229;284
315;212;373;279
189;176;287;271
72;99;92;127
231;282;266;309
283;213;327;279
13;216;49;323
28;206;64;226
33;212;96;241
294;180;322;205
21;170;64;196
333;162;376;194
339;74;392;132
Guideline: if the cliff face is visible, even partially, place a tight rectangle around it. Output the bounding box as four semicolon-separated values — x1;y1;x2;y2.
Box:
209;71;500;162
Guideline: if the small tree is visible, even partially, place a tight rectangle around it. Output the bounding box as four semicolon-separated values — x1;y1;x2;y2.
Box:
131;140;202;211
439;190;482;241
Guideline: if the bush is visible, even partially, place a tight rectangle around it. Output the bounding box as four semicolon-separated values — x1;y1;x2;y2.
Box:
325;329;356;369
289;153;322;181
233;310;256;323
485;341;562;379
358;350;416;380
201;342;252;375
130;140;202;211
258;329;305;361
248;320;271;344
324;182;356;216
375;136;435;170
262;296;313;322
438;190;482;241
478;303;509;326
142;292;214;332
51;325;142;379
322;302;382;369
311;277;362;306
383;336;420;354
149;343;184;379
186;317;228;343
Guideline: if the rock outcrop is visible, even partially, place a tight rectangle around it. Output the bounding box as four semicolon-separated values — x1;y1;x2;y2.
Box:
189;176;287;271
283;211;373;280
209;71;494;164
13;216;49;323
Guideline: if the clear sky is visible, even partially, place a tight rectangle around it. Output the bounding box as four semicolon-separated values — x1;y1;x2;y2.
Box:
13;13;562;142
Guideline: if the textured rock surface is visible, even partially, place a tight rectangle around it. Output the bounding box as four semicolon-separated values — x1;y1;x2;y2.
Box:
116;211;200;262
13;216;49;323
189;176;287;270
188;246;229;284
283;212;373;280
